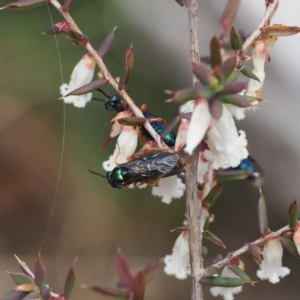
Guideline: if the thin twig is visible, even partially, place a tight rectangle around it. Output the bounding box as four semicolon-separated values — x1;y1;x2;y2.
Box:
49;0;165;148
203;224;291;276
186;1;203;300
240;0;279;57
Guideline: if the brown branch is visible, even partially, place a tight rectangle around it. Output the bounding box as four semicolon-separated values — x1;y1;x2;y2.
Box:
186;1;203;300
49;0;166;148
203;224;291;276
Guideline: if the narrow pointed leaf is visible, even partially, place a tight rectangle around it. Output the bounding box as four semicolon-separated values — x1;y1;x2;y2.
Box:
216;169;251;181
63;79;108;97
220;0;241;34
62;0;73;11
8;272;34;285
14;255;34;279
34;254;46;290
210;37;222;69
63;257;77;299
0;0;45;10
83;284;128;298
203;230;226;248
209;97;223;120
279;236;300;259
213;254;223;264
260;24;300;37
22;291;40;300
170;225;188;233
117;117;146;126
63;30;89;46
141;259;161;284
240;67;260;81
175;0;188;6
220;94;251;107
116;250;134;291
203;216;210;231
16;284;34;292
203;183;223;207
228;264;251;281
200;276;248;287
258;189;269;234
44;22;69;35
166;86;198;103
133;272;145;300
3;290;29;300
98;27;116;57
222;82;247;94
245;95;263;103
249;244;262;264
289;200;298;230
230;26;243;52
206;266;218;277
219;56;237;81
192;62;210;85
202;246;209;256
118;46;134;91
226;70;239;82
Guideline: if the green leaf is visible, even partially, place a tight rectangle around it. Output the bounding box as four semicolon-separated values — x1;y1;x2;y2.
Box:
220;94;251;108
209;97;223;120
228;264;251;281
200;276;249;287
82;284;128;299
203;183;223;207
216;169;251;181
210;37;222;69
34;253;46;290
7;273;34;285
63;30;89;46
0;0;45;10
117;117;146;126
279;236;300;259
203;230;226;248
14;255;34;278
258;189;269;235
230;26;243;52
219;55;237;81
240;67;260;81
289;200;298;230
41;287;51;300
118;45;134;91
63;257;77;299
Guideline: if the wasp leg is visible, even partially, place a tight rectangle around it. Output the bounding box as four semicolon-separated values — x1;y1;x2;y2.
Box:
123;184;130;190
141;104;147;111
148;174;164;186
134;181;147;187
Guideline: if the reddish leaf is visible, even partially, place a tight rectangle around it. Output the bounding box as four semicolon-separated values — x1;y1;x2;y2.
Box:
63;257;77;299
210;37;222;69
118;45;134;91
0;0;45;10
3;290;28;300
141;259;161;284
63;30;89;46
34;253;46;290
219;55;237;81
222;82;247;94
62;0;73;11
203;230;226;248
258;189;269;235
133;272;145;300
175;0;188;6
22;291;40;300
14;255;34;279
289;200;298;230
44;21;69;35
220;0;241;34
249;244;262;265
116;250;134;291
63;79;108;97
279;236;300;259
83;284;128;298
209;97;223;120
98;27;117;57
261;24;300;37
191;62;210;85
220;94;251;107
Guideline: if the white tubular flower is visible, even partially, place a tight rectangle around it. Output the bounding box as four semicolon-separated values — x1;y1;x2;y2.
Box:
185;98;211;155
152;175;185;204
210;266;243;300
60;54;96;108
164;231;191;279
247;40;266;98
204;105;248;169
103;125;138;171
256;238;290;284
293;222;300;255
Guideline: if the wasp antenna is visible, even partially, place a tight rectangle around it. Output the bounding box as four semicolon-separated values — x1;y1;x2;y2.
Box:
97;89;110;98
89;169;107;179
92;97;106;102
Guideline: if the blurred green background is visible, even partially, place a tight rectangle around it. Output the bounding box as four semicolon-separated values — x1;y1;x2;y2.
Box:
0;0;300;299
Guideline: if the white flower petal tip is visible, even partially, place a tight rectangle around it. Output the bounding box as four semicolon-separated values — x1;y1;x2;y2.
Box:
256;238;290;284
185;98;211;155
210;266;243;300
59;54;96;108
164;231;191;279
152;176;185;204
175;122;189;153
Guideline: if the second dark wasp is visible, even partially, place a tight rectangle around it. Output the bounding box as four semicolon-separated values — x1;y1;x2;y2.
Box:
94;89;177;147
90;151;185;189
